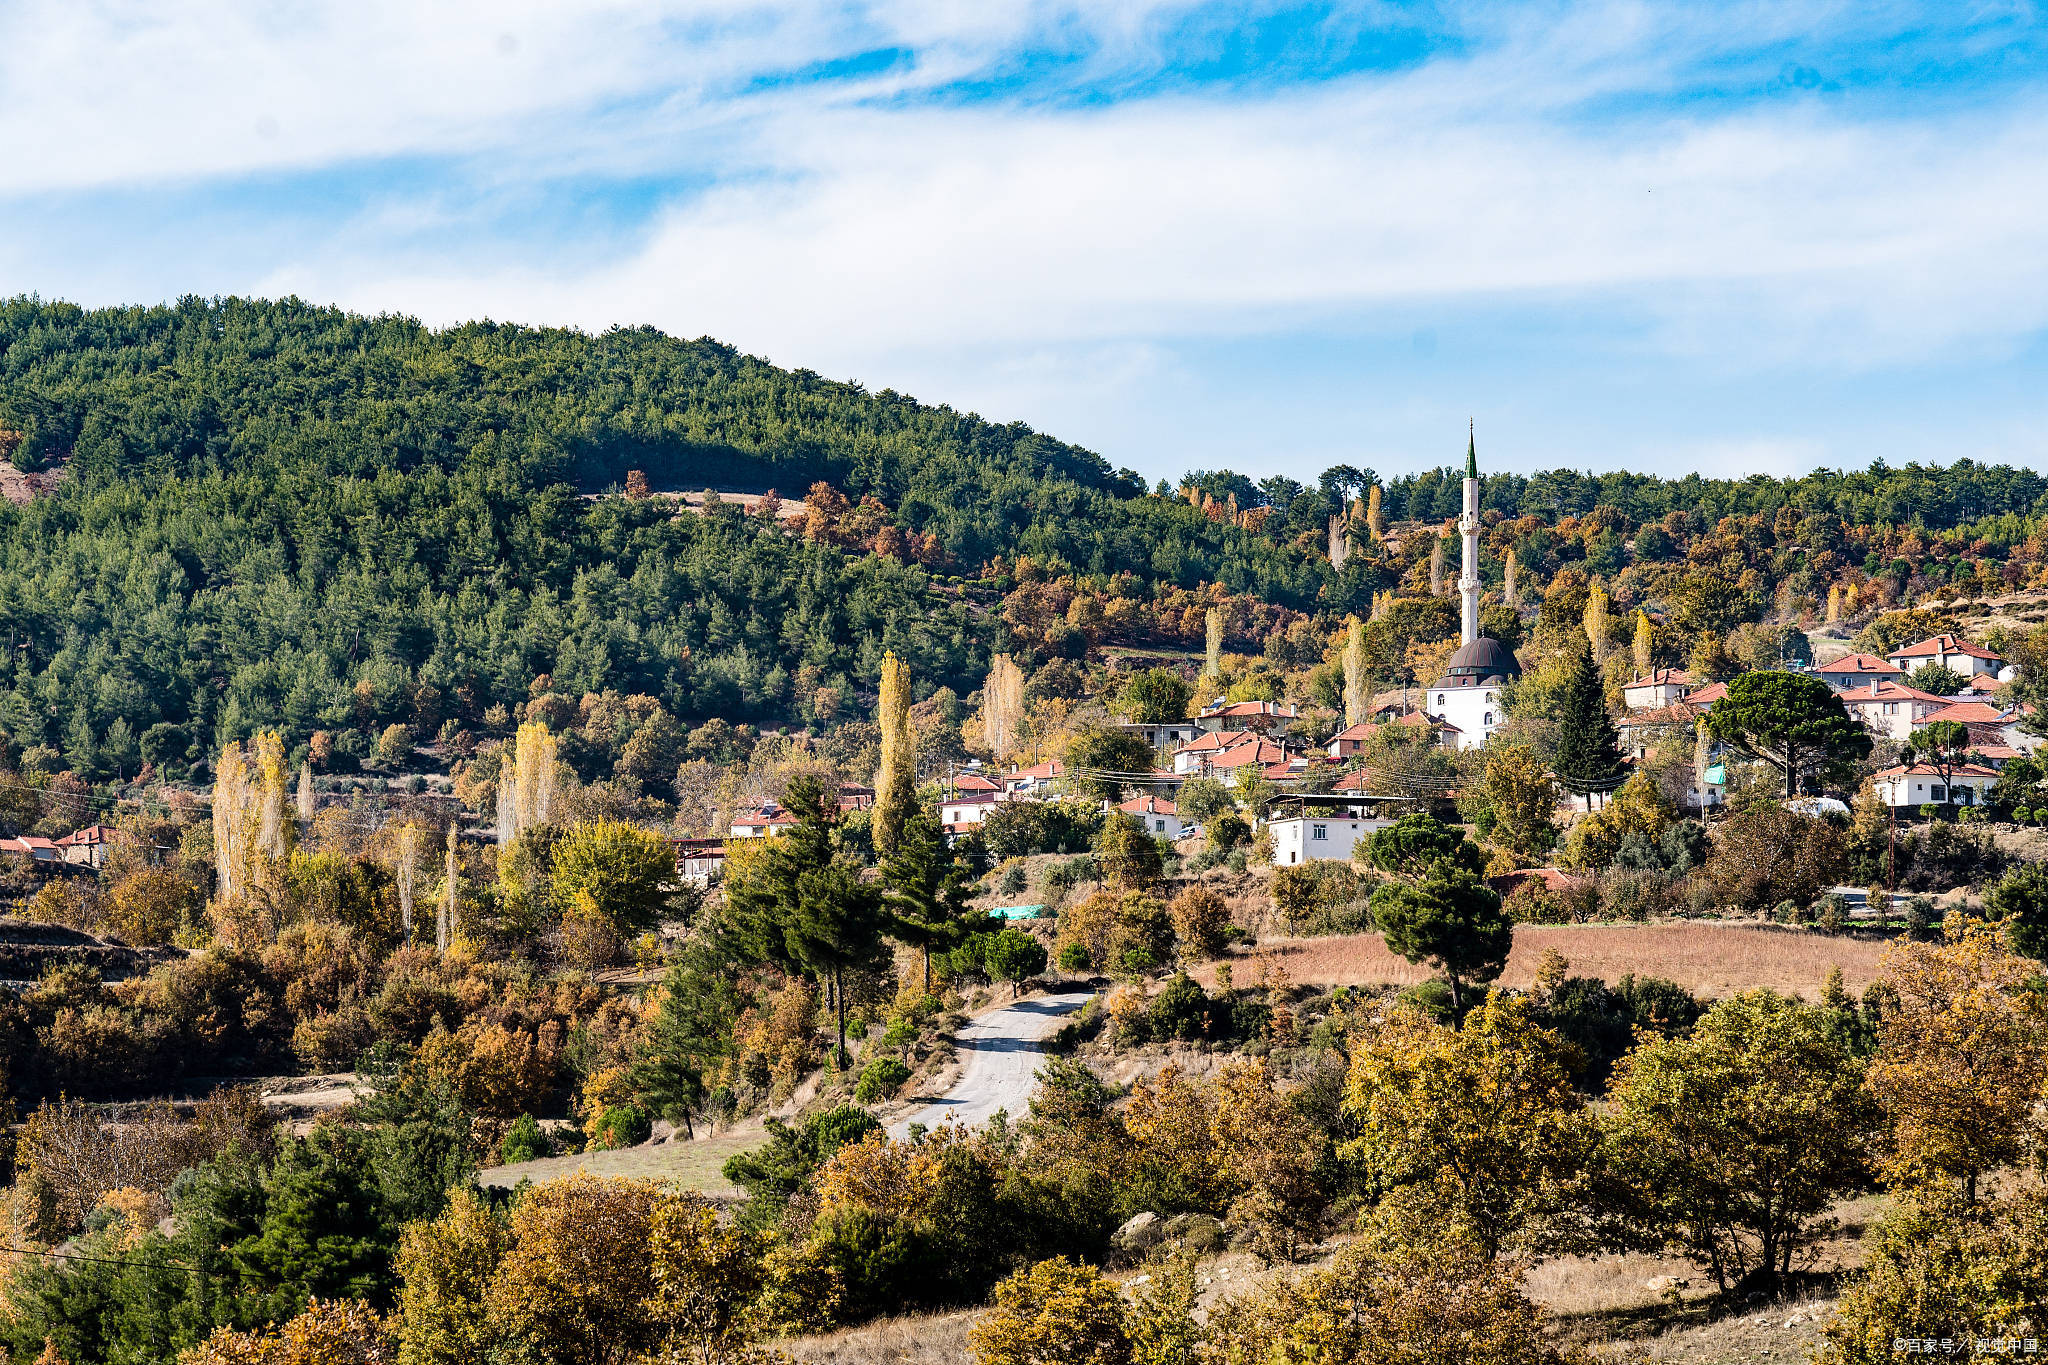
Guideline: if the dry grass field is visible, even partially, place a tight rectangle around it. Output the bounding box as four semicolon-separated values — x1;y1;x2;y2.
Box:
1195;923;1891;999
784;1312;979;1365
479;1128;759;1194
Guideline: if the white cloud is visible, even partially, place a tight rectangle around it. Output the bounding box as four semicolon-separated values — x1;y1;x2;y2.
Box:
5;0;2048;478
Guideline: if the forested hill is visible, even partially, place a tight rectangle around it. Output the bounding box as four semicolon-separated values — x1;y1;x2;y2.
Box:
0;296;1322;771
3;294;2047;779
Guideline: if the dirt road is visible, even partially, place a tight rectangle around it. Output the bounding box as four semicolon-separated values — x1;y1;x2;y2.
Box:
888;991;1093;1139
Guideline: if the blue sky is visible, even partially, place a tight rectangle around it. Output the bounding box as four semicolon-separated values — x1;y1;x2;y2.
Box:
3;0;2047;485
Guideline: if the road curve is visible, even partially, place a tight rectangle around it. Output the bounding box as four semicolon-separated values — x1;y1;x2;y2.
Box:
887;991;1094;1139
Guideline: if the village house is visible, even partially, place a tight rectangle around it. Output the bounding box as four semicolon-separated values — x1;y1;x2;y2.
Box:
1887;633;2005;682
1194;699;1298;734
671;838;725;888
1325;711;1458;759
1266;794;1400;865
1816;653;1902;690
1621;668;1691;710
1872;761;2000;809
941;790;1008;835
2;835;62;862
1119;793;1193;838
729;803;799;838
52;824;119;869
1113;719;1204;753
1838;678;1948;741
1002;759;1065;797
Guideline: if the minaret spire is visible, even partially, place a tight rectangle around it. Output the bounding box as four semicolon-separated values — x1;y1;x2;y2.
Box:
1459;423;1480;644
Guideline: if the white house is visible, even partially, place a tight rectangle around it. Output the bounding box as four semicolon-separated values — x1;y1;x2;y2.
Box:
1119;793;1193;838
1887;633;2003;682
1872;762;2000;809
1114;720;1203;754
671;839;726;888
729;804;799;838
1621;668;1691;710
1266;795;1401;866
1837;679;1948;741
941;791;1008;834
1002;759;1065;796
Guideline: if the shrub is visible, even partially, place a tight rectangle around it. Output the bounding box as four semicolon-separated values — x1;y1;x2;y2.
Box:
501;1114;551;1164
854;1057;912;1102
1058;943;1092;972
591;1103;653;1150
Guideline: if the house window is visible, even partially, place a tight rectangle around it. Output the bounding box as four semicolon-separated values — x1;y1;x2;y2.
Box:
1483;713;1494;726
1436;694;1446;707
1311;824;1328;841
1155;820;1167;832
1931;785;1947;802
1958;788;1975;805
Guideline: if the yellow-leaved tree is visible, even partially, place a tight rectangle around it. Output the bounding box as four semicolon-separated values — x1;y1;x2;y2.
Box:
1341;993;1595;1257
873;651;916;855
1863;919;2048;1203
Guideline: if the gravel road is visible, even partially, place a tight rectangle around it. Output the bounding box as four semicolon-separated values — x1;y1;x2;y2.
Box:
887;990;1094;1139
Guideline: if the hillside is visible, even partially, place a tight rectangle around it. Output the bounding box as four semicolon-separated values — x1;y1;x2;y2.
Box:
7;295;2048;783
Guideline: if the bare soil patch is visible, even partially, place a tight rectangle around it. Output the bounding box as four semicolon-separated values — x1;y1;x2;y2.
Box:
1199;923;1889;999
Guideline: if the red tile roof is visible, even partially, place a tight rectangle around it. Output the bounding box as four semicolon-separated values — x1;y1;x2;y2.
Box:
1919;701;2015;727
1818;653;1900;676
1874;761;2002;779
1120;794;1179;817
1624;668;1691;688
1892;633;2001;661
1683;682;1729;707
1839;680;1946;706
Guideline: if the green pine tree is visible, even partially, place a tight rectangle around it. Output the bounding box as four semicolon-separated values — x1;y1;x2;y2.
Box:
881;809;981;995
1554;633;1623;803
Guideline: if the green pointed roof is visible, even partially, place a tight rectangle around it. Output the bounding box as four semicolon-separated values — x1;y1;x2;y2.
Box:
1465;421;1477;479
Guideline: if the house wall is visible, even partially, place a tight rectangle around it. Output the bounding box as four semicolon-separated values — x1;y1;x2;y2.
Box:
1269;814;1394;865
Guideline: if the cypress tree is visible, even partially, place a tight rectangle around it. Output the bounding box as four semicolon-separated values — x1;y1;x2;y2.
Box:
1554;633;1623;804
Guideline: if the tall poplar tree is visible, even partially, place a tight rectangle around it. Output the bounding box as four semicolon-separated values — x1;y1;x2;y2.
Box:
874;652;916;855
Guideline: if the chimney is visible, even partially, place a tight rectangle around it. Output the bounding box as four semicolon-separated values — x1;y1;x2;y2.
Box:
1869;679;1879;695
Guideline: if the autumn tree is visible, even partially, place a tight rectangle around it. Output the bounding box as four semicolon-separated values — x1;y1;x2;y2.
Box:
646;1190;770;1365
1341;994;1594;1256
873;651;916;855
1816;1187;2048;1365
548;818;674;936
1207;1214;1595;1365
1095;811;1163;890
1167;885;1230;960
1864;922;2048;1203
1602;990;1879;1294
483;1173;663;1365
1707;671;1871;798
981;654;1026;759
970;1258;1130;1365
1472;744;1557;862
393;1186;510;1365
1063;725;1160;801
1343;616;1368;726
1118;669;1192;724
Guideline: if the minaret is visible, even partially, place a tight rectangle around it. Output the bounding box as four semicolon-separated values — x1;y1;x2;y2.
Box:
1459;421;1480;645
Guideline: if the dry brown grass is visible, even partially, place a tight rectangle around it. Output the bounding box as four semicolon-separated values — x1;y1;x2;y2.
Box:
1196;923;1889;999
782;1311;978;1365
479;1129;760;1195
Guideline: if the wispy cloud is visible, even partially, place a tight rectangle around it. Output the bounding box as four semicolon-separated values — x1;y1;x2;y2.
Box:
2;1;2045;478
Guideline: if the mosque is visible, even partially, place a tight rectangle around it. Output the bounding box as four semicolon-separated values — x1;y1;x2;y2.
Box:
1424;429;1520;750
